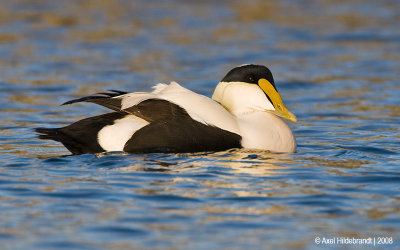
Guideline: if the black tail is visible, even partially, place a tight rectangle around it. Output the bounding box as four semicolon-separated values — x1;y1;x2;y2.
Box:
35;127;63;141
35;127;92;155
35;112;127;155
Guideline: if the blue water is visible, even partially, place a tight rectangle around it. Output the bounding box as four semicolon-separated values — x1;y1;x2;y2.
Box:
1;0;400;249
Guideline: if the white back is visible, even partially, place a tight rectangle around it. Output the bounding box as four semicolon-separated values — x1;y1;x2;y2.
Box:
119;82;240;135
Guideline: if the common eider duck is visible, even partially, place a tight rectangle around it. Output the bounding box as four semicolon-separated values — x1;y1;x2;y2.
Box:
36;64;297;154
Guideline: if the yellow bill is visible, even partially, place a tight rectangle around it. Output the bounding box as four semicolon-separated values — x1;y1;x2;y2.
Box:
258;78;297;122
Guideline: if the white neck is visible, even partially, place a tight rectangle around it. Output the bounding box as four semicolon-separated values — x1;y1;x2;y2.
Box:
212;81;275;116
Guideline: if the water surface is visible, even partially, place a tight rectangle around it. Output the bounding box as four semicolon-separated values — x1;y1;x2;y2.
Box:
1;0;399;249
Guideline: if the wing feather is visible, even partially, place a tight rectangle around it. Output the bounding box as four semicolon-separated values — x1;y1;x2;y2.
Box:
62;90;128;111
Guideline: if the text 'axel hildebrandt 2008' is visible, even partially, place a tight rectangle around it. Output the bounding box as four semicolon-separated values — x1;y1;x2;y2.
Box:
314;237;393;246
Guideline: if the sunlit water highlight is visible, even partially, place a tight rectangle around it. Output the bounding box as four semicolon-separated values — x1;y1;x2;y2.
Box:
0;0;399;249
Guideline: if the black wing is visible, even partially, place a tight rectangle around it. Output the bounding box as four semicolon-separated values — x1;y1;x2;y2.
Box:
123;99;191;122
123;100;242;153
124;116;242;153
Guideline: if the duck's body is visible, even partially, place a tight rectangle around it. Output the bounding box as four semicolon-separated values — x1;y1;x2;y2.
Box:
36;65;297;154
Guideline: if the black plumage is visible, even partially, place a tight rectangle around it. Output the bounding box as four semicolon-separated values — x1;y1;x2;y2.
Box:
36;112;126;154
124;116;241;153
221;64;276;88
36;98;242;155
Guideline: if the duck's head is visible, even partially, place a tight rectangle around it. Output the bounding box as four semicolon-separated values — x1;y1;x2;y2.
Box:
212;64;297;122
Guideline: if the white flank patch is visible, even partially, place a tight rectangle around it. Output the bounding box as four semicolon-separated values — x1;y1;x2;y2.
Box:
98;115;149;152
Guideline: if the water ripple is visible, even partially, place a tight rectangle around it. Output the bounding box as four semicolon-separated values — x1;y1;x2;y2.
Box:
0;0;399;249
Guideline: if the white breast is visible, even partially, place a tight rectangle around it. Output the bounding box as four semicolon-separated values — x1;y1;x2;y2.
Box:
237;111;296;153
